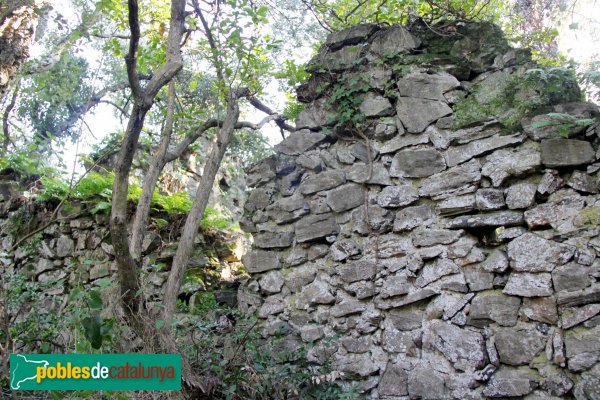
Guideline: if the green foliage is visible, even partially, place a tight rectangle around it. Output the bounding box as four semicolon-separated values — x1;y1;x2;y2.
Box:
0;150;62;178
17;53;93;142
201;206;236;231
179;309;359;400
523;67;581;105
580;61;600;102
151;191;193;214
453;67;581;130
283;100;305;122
326;74;370;133
531;112;596;138
302;0;508;32
227;129;274;168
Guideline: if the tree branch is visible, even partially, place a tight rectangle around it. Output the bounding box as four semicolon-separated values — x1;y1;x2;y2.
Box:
142;0;186;103
2;80;19;154
192;0;225;84
125;0;143;100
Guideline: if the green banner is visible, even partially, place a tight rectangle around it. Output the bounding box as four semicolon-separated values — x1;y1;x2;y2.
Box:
10;354;181;390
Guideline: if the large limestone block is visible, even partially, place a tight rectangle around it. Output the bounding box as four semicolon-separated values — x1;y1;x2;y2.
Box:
444;134;525;167
295;213;340;242
541;139;595;168
368;26;420;56
274;130;327;155
493;324;546;365
359;92;394;117
419;159;482;197
468;290;521;327
425;320;485;370
326;183;364;212
242;250;281;273
325;23;378;49
481;144;541;187
564;325;600;372
397;71;460;101
396;97;453;133
503;272;554;297
390;148;446;178
299;170;346;195
376;184;419;208
507;233;574;272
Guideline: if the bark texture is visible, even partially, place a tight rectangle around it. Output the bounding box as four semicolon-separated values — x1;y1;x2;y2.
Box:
0;1;38;99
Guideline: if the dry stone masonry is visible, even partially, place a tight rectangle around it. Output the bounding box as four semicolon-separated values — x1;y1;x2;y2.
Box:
239;22;600;399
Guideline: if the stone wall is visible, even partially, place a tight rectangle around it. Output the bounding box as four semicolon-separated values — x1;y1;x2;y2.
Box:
239;22;600;399
0;185;246;349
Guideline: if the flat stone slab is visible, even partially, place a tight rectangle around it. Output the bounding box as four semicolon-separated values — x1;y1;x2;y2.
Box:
412;228;463;247
564;325;600;372
368;26;420;56
326;183;364;212
376;184;419;208
359;92;394;117
394;204;436;232
557;284;600;307
397;72;460;101
507;233;574;272
482;144;541;187
254;231;294;249
378;132;429;154
325;23;378;49
505;182;537;209
274;130;327;155
503;272;554;297
391;148;447;178
541;139;595;168
467;291;521;327
424;320;485;370
295;213;340;242
493;325;547;366
299;170;346;195
243;250;281;273
444;134;525;167
419;159;482;197
437;194;476;216
375;288;438;310
396;97;453;133
337;259;377;283
446;211;523;229
483;367;538;397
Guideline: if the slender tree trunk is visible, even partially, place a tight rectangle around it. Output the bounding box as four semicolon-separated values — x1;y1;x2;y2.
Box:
130;81;176;259
110;104;149;316
162;94;240;322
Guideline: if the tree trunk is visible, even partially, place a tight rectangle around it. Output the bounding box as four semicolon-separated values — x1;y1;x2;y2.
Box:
0;1;42;100
110;104;149;316
130;81;176;259
162;94;240;322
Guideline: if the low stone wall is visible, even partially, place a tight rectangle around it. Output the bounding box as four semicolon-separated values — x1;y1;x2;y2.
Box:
0;193;245;350
239;22;600;399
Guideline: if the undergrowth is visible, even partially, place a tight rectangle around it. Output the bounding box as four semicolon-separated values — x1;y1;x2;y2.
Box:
0;153;236;230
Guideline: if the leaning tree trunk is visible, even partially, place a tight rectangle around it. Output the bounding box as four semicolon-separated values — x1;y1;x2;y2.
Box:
0;0;43;100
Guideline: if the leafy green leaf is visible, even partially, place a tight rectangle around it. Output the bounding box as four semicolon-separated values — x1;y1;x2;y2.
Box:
82;315;103;349
87;290;103;310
